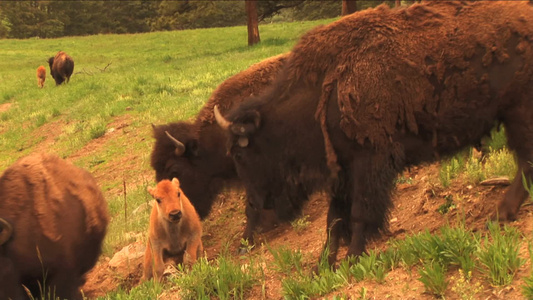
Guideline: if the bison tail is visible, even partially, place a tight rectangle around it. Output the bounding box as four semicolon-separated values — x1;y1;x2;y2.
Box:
0;217;13;245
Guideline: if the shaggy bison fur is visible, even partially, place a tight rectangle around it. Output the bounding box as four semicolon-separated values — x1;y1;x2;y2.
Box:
0;153;109;299
143;178;203;281
150;53;288;248
36;65;46;88
215;1;533;266
48;51;74;85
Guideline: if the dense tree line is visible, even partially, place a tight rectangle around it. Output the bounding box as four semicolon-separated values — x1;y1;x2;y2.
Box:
0;0;405;39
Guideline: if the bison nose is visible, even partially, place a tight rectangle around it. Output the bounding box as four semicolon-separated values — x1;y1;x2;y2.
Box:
169;210;182;222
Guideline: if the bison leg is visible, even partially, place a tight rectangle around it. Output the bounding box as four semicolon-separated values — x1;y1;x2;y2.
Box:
185;238;203;265
499;103;533;220
0;257;24;300
47;272;83;300
239;200;260;254
323;199;344;266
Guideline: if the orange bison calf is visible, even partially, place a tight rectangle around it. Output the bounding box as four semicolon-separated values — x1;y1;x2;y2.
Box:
36;65;46;88
143;178;203;281
0;153;109;300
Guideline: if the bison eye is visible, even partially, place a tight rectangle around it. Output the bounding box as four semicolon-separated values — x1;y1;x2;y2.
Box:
177;191;181;198
155;198;162;204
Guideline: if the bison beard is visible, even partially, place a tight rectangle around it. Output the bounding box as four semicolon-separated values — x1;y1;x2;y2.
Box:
217;1;533;266
150;53;288;250
0;153;109;299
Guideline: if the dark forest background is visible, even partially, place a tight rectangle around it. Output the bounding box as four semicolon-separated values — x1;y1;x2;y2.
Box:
0;0;409;39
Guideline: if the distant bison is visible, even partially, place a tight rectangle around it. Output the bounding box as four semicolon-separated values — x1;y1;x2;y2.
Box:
151;53;288;249
215;1;533;266
36;65;46;88
48;51;74;85
143;178;203;281
0;153;109;299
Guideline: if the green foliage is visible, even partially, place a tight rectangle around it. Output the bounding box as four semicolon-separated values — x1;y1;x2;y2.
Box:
350;251;387;283
418;261;448;298
171;250;261;300
477;222;525;286
450;270;483;300
97;280;163;300
268;245;304;276
290;215;311;233
0;0;342;39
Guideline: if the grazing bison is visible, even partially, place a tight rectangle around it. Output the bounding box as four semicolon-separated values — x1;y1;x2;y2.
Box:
36;65;46;88
143;178;203;281
0;153;109;299
215;1;533;266
48;51;74;85
151;53;288;248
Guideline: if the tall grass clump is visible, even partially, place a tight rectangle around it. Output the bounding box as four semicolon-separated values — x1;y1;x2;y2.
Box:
477;222;524;286
171;249;262;300
97;280;163;300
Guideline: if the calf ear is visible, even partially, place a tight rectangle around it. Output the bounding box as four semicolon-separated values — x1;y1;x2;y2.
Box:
147;186;155;197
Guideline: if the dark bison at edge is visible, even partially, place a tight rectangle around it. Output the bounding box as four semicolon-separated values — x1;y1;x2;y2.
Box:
216;1;533;266
150;53;288;247
48;51;74;85
0;153;109;299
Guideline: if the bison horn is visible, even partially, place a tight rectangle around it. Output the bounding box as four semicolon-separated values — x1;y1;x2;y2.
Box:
214;105;231;130
165;131;186;156
0;218;13;245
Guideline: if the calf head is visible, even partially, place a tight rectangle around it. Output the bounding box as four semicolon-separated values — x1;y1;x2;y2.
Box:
148;178;184;223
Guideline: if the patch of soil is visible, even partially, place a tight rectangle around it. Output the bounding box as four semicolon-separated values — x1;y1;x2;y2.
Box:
0;102;12;113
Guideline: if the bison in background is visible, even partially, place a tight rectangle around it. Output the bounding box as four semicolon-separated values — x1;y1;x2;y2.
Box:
0;153;109;299
36;65;46;88
143;178;203;282
151;53;288;249
48;51;74;85
215;1;533;267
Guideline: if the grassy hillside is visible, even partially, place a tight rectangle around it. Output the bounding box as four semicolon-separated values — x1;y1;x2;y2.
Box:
1;17;532;300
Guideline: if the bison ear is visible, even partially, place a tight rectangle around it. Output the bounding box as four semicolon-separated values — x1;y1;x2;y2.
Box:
230;110;261;136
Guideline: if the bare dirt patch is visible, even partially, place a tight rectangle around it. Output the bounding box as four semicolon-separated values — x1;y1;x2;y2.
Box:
0;102;12;113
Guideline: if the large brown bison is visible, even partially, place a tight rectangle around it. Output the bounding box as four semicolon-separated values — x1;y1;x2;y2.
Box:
151;53;288;248
0;153;109;299
48;51;74;85
215;1;533;266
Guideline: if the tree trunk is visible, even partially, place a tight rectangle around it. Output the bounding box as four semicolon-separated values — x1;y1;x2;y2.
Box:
395;0;401;7
341;0;357;16
245;0;260;46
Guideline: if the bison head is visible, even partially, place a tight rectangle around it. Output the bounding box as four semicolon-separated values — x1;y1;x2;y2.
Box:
151;122;236;220
214;99;324;221
0;218;13;245
148;178;184;223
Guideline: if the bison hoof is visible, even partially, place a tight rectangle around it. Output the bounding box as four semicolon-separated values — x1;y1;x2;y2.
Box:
237;247;250;255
